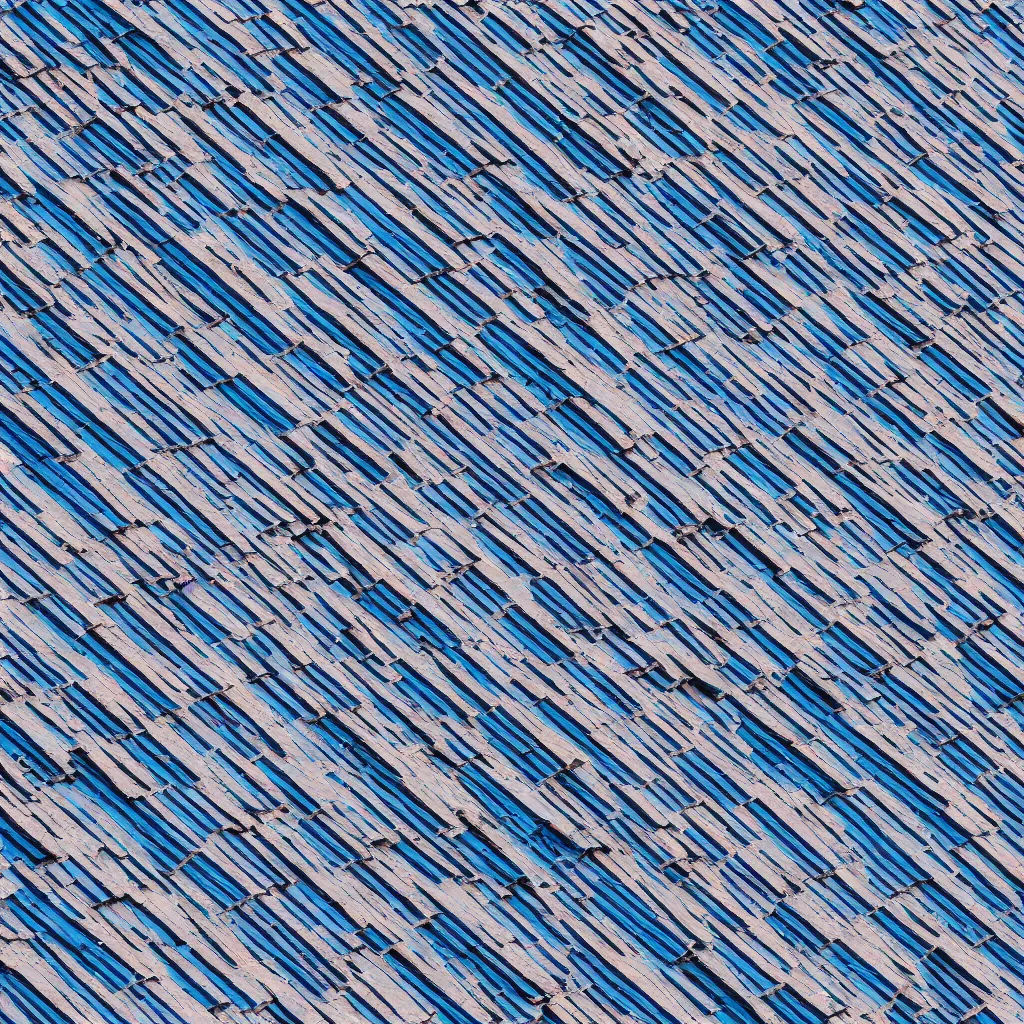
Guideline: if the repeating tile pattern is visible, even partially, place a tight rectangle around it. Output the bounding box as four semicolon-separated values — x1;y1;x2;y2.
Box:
2;0;1024;1021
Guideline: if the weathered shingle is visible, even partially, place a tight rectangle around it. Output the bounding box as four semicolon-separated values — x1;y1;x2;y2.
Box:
0;0;1024;1021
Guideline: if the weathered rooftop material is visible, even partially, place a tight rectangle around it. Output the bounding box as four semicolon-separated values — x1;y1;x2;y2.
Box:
0;0;1023;1021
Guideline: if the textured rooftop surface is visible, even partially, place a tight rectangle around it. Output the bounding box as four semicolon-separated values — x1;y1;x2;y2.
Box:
3;0;1024;1021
